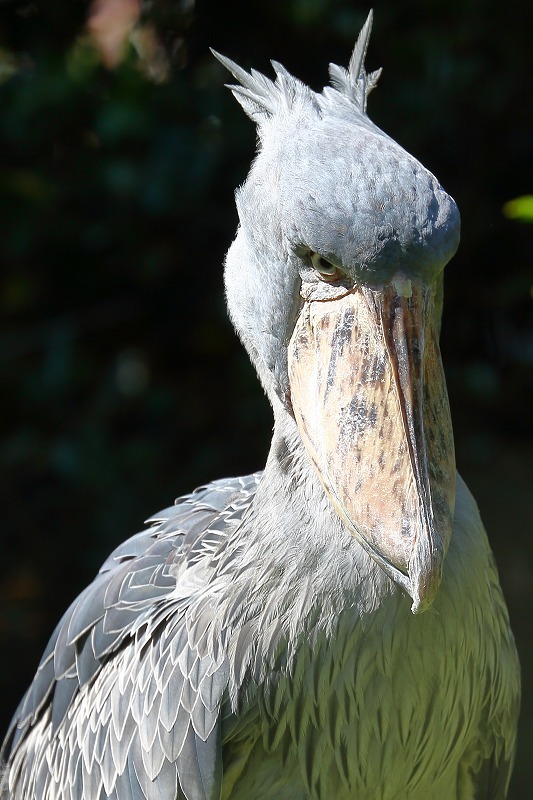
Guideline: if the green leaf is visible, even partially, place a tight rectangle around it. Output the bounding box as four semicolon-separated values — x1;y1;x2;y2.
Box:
502;195;533;222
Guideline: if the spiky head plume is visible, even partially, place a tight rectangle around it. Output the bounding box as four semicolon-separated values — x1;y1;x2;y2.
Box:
212;10;381;125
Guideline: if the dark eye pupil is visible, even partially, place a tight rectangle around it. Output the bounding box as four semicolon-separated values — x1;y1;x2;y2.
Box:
310;252;337;276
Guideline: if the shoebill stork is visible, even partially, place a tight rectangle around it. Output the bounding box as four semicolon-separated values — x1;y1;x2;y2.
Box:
1;12;519;800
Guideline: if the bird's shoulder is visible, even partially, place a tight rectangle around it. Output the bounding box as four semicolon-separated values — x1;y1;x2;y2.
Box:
2;472;261;800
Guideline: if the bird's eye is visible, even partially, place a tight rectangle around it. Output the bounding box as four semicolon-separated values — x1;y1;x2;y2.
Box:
310;252;344;282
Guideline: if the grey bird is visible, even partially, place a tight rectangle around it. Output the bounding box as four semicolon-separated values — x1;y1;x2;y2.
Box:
0;12;520;800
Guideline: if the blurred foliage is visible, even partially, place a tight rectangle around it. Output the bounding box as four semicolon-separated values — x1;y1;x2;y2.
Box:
0;0;531;795
503;195;533;223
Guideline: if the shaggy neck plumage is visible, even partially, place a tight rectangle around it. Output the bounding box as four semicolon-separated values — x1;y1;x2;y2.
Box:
218;401;396;631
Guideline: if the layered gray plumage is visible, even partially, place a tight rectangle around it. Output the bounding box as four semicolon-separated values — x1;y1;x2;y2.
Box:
1;12;519;800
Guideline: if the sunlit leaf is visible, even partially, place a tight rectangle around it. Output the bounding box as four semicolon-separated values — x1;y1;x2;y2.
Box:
503;195;533;223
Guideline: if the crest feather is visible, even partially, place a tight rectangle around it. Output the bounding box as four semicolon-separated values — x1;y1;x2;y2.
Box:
212;10;381;123
211;50;317;125
270;60;293;81
211;50;278;121
327;10;381;112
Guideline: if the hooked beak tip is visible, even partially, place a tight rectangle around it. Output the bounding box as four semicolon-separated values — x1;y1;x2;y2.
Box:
409;572;442;614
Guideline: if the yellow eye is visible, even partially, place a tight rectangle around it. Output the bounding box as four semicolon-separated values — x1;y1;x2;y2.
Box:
310;252;343;281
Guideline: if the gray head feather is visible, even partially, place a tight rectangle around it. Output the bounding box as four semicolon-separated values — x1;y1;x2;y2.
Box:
210;49;316;123
212;10;381;123
327;10;382;112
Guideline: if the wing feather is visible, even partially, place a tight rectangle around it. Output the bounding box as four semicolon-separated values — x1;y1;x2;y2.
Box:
1;473;261;800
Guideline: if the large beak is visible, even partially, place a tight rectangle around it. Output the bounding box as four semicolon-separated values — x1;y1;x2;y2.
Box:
288;278;456;613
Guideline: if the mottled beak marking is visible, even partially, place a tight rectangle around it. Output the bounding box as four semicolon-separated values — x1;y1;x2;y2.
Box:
288;280;456;612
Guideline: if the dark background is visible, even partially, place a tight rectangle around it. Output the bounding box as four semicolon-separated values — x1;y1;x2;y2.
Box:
0;0;531;794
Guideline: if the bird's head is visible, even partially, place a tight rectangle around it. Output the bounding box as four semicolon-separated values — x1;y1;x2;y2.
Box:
214;12;460;613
